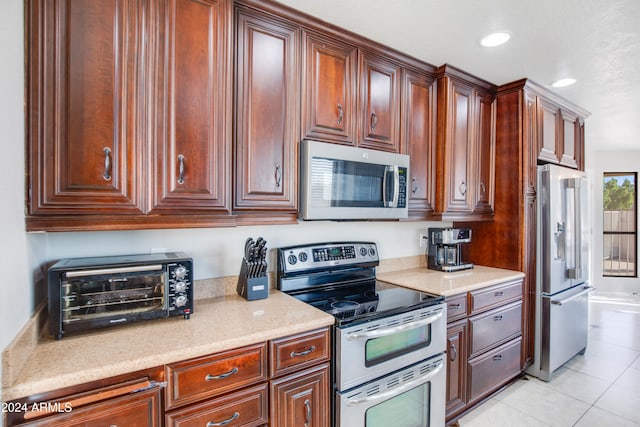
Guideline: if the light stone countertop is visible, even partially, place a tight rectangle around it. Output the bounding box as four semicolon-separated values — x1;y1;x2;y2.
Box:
377;265;525;297
2;291;334;401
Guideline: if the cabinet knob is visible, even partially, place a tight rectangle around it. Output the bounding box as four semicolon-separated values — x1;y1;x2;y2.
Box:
337;103;344;126
102;147;112;181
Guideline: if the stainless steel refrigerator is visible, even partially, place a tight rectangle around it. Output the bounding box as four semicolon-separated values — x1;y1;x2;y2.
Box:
527;164;593;381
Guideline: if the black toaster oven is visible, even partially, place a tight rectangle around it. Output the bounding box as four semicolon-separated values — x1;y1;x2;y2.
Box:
48;252;193;339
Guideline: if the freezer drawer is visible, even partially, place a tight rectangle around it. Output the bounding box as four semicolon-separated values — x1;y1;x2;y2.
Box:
540;284;593;380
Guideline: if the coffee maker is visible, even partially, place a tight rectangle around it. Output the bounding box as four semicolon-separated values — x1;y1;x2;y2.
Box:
427;228;473;272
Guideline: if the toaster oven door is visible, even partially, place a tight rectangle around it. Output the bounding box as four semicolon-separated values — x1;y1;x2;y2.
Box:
60;265;168;335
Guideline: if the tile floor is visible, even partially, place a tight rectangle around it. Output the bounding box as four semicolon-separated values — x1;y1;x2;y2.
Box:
457;293;640;427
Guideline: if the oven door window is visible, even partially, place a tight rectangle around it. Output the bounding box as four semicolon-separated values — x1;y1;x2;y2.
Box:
365;325;431;366
61;270;166;323
311;157;387;207
366;383;430;427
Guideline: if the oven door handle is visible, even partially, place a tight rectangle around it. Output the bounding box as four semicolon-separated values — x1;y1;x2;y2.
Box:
346;360;444;406
345;311;443;341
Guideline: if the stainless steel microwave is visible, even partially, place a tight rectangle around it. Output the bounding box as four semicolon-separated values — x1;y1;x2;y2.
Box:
299;140;410;220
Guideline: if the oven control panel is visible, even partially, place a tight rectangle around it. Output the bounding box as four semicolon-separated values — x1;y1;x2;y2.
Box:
278;241;379;274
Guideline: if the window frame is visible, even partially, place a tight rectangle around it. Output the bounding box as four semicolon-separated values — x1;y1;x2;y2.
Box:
602;172;637;278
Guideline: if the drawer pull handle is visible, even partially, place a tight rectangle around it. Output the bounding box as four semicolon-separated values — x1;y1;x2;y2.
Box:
206;412;239;426
448;303;461;309
450;343;457;361
494;291;504;297
304;398;312;426
493;354;503;361
205;367;238;381
493;315;503;321
291;345;316;358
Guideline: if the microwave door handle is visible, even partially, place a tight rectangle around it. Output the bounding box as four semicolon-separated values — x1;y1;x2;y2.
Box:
346;360;444;406
383;166;399;208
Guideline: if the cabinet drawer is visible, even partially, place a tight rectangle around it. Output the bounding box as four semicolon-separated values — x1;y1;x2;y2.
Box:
446;294;468;322
20;387;161;427
269;328;330;377
469;301;522;357
469;280;522;314
166;383;268;427
468;338;521;403
165;342;267;410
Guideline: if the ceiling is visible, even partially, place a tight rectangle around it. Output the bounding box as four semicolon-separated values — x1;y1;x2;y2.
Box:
276;0;640;153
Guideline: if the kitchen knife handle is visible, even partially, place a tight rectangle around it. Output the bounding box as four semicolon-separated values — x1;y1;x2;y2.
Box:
274;164;281;188
337;103;343;126
103;147;112;181
177;154;185;185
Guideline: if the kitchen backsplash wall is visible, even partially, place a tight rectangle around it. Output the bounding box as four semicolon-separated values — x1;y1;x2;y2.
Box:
32;220;450;281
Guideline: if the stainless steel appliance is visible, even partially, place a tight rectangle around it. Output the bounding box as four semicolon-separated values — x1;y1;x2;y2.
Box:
527;164;593;381
427;228;474;272
277;241;446;427
48;252;193;339
299;140;410;220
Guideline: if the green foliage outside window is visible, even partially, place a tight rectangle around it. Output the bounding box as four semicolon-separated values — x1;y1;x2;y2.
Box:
603;176;635;210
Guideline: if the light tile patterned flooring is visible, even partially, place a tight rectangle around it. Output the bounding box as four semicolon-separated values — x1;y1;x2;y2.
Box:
457;294;640;427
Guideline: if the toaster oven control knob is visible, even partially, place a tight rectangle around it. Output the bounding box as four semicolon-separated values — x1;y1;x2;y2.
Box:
174;295;188;307
174;281;187;292
174;265;188;279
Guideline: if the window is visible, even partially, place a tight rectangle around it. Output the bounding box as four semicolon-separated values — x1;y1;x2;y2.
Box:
603;172;637;277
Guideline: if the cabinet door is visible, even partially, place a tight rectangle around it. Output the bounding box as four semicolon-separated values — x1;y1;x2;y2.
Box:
150;0;231;212
234;7;299;211
402;68;436;217
270;363;330;427
445;81;474;215
446;320;468;417
537;98;561;164
559;110;579;169
27;0;143;216
20;387;161;427
473;93;496;214
358;51;401;152
302;31;357;145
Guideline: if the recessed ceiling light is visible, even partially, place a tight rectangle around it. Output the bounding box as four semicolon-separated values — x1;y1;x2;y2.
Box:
551;78;577;88
480;32;510;47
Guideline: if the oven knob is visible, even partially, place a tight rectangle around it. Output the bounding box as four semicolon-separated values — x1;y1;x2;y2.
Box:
174;265;188;279
369;248;376;256
174;281;187;292
360;247;367;256
299;252;308;262
174;295;188;307
288;254;297;265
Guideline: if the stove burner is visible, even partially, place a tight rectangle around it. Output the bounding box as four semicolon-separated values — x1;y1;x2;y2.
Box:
331;300;361;311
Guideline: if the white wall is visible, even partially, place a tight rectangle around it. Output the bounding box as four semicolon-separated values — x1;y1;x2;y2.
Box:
587;150;640;295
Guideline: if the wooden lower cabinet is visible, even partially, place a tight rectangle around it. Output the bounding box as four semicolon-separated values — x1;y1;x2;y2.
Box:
15;385;161;427
270;363;330;427
445;279;523;424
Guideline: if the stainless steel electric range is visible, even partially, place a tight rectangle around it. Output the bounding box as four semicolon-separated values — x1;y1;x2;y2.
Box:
277;241;446;427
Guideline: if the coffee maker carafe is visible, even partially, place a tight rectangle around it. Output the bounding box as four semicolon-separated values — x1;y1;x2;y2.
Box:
427;228;473;272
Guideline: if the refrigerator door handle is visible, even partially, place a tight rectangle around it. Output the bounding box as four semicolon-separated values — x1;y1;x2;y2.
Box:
566;178;582;280
549;285;595;306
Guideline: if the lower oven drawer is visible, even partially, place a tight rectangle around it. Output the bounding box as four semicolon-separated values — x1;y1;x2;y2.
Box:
468;301;522;357
467;337;521;403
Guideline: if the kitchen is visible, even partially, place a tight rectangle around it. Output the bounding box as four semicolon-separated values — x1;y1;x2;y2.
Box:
2;0;640;426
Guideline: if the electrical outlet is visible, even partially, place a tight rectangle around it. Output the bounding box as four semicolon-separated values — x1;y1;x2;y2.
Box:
419;233;427;248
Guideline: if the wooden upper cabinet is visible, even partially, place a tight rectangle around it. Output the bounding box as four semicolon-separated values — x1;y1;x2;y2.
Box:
301;30;357;145
402;68;437;217
473;92;496;214
150;0;231;213
358;51;402;152
26;0;144;217
435;65;496;221
560;109;580;169
234;6;299;211
537;97;561;164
